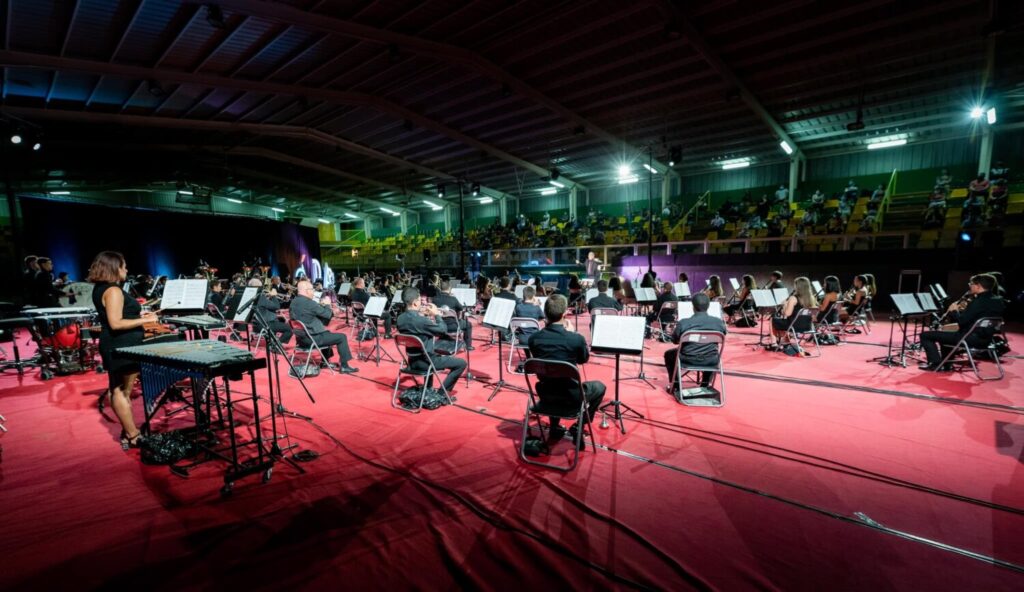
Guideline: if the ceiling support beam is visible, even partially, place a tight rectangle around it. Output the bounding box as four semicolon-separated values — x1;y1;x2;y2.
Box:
658;3;802;161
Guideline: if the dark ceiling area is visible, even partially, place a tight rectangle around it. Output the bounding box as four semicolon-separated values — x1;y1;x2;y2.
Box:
1;0;1022;219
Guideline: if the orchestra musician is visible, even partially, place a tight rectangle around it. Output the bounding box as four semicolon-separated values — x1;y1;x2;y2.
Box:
250;278;293;345
587;279;622;313
723;275;755;322
525;294;606;449
817;275;842;324
919;274;1005;371
513;285;545;340
647;281;678;327
665;293;727;393
22;255;39;303
290;279;358;373
32;257;65;307
494;277;519;302
352;277;393;339
766;271;784;290
433;280;475;350
206;280;226;313
89;251;158;449
771;277;817;348
703;275;724;300
396;287;467;393
841;275;869;325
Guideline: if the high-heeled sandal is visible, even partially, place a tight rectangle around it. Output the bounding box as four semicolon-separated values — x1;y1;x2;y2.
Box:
119;430;144;450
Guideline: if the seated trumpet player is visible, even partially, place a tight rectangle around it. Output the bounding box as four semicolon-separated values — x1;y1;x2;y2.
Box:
919;274;1005;371
251;278;293;345
397;287;467;394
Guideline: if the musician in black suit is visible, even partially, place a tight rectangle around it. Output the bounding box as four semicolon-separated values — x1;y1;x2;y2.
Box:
432;280;474;351
250;279;293;345
397;287;467;393
493;276;519;302
352;277;392;338
22;255;39;305
665;293;727;391
32;257;65;307
646;281;678;326
587;279;622;312
526;294;606;447
206;280;227;313
919;273;1005;371
290;280;358;373
766;270;785;290
513;285;545;340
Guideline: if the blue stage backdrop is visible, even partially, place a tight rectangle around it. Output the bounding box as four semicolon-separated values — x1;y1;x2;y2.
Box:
19;197;320;282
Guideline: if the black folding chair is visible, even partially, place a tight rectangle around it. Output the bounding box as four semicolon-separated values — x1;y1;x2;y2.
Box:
937;317;1005;381
391;334;454;413
520;358;597;471
287;319;336;377
650;301;677;342
508;317;541;373
786;308;821;357
670;331;726;407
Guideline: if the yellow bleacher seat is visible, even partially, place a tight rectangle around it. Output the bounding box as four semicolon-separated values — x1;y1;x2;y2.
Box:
824;199;839;209
724;222;736;231
617;216;626;224
755;229;768;238
795;210;805;219
1007;202;1024;215
706;231;718;240
845;222;859;233
790;201;798;210
820;242;834;252
1008;193;1024;204
856;197;868;207
950;188;967;198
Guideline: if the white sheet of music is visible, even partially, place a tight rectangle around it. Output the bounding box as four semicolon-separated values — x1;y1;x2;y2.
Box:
161;279;208;310
527;278;536;286
772;288;790;304
935;284;948;299
337;282;351;296
917;292;938;311
635;287;657;302
892;293;923;316
515;285;526;299
585;288;612;301
452;288;477;308
364;296;387;317
708;301;723;318
390;290;404;308
537;296;547;309
751;289;776;308
674;282;690;296
313;291;323;301
729;277;740;290
454;283;470;289
483;297;516;329
233;287;259;322
812;280;823;295
678;301;695;319
592;315;645;353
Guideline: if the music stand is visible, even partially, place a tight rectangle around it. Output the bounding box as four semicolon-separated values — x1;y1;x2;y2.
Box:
362;296;396;365
452;288;479;384
749;289;779;348
673;282;691;298
871;294;924;367
592;315;646;433
233;287;260;351
481;298;523;400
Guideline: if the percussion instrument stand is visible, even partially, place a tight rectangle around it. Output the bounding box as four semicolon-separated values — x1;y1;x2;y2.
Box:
253;313;315;472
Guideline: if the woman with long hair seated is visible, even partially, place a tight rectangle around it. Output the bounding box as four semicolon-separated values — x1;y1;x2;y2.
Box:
771;276;817;348
723;274;755;321
703;275;724;300
90;251;158;449
817;275;842;324
841;274;869;321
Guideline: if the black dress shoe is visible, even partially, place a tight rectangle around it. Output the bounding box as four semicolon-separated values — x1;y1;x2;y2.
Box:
339;365;359;374
320;361;339;371
567;425;586;450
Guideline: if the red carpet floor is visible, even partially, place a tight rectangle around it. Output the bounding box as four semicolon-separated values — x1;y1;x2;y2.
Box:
1;316;1023;591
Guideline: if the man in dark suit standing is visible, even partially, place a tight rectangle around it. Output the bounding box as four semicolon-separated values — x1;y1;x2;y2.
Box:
290;279;358;373
587;279;622;313
919;273;1005;371
397;287;467;393
665;293;727;392
431;280;474;351
527;295;606;447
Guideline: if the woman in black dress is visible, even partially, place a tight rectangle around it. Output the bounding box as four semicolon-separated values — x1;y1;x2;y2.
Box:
89;252;157;449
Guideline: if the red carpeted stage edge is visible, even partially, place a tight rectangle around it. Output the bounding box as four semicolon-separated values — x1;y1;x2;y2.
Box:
0;317;1022;591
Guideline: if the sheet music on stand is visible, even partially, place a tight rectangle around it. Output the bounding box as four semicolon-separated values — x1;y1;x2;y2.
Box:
527;278;536;286
934;284;948;300
452;288;477;308
482;297;516;329
812;280;823;295
313;290;323;301
581;278;594;288
729;278;740;290
390;290;405;309
591;315;645;354
364;296;388;317
233;287;260;322
336;282;352;296
751;289;777;308
161;279;208;310
673;282;690;297
635;287;657;302
891;293;924;316
536;296;548;309
454;283;470;289
708;302;723;319
514;285;526;299
585;288;612;301
772;288;790;305
917;292;938;312
679;301;695;319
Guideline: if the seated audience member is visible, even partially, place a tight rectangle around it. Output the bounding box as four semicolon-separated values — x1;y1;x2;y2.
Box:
587;279;622;312
935;169;952;194
988;179;1008;221
961;192;985;228
771;277;817;348
968;173;990;200
397;287;467;392
774;185;789;203
870;185;885;203
919;274;1005;371
990;161;1009;183
290;280;358;373
923;189;947;228
844;179;859;201
526;295;606;447
665;293;727;392
431;280;475;351
710;212;726;230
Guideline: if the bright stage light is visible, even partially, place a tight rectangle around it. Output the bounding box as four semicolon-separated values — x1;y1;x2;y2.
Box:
32;142;42;151
48;191;70;195
643;163;658;174
618;175;639;184
970;106;984;119
10;134;22;144
272;207;286;213
986;108;996;125
866;139;907;150
344;213;359;219
549;180;565;188
540;187;557;195
227;198;242;204
960;232;972;242
779;141;793;155
318;218;332;224
617;165;631;177
721;160;750;170
479;197;494;204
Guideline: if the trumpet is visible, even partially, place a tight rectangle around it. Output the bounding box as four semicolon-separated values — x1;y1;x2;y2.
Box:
936;290;972;324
